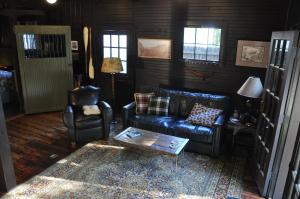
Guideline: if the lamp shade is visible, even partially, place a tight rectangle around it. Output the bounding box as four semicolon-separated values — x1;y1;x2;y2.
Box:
237;76;263;98
101;58;123;73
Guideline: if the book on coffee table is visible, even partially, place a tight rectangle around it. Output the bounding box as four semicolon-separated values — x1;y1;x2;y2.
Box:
126;130;142;138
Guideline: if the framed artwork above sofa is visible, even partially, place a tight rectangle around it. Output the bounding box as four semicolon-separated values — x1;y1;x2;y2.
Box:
235;40;270;68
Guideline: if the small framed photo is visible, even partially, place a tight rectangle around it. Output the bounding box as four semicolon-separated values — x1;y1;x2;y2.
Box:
138;38;172;59
235;40;270;68
71;41;79;51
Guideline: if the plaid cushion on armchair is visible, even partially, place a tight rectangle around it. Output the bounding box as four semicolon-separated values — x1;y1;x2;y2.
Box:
147;97;170;116
134;93;155;114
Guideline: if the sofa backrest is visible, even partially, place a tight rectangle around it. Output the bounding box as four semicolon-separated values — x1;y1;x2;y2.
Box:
156;88;230;118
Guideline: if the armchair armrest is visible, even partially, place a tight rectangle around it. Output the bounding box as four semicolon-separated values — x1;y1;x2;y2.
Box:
63;106;76;141
123;102;136;129
63;106;74;128
98;101;112;139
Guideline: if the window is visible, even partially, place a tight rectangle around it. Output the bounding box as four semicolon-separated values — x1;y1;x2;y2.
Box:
23;34;66;58
23;34;37;50
103;33;128;73
183;27;221;62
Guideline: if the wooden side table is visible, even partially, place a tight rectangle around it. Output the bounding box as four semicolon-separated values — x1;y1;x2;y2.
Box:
226;116;256;154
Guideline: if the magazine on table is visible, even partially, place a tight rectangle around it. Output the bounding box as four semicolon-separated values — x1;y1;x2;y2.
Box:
126;130;142;138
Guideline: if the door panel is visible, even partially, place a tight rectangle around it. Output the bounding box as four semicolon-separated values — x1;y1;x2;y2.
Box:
283;123;300;199
270;50;300;198
253;31;300;196
14;26;73;114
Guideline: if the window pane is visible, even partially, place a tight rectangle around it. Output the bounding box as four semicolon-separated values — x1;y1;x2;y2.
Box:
119;35;127;48
103;35;110;47
183;26;221;62
195;44;208;60
121;61;127;74
208;28;221;45
120;48;127;61
102;33;128;74
184;28;196;44
183;44;195;59
103;47;111;58
196;28;209;44
23;34;36;49
111;48;119;57
207;45;220;61
111;35;119;47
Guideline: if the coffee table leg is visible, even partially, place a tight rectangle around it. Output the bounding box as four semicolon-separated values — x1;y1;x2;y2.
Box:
175;156;178;171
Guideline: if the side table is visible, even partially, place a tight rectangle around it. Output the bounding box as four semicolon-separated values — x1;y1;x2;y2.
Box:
226;116;256;154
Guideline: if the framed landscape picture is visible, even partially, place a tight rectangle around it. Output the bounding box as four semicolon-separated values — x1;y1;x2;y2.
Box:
235;40;270;68
138;38;172;59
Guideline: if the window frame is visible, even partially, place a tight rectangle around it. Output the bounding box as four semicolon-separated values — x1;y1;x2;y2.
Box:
182;23;225;66
102;30;129;74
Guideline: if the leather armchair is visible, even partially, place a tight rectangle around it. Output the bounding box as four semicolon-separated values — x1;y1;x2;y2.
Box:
63;86;112;143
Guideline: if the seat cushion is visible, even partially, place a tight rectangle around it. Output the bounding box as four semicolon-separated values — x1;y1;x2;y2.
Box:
128;115;176;135
74;109;102;129
134;92;155;114
147;96;170;116
171;120;214;144
186;103;223;127
156;88;181;116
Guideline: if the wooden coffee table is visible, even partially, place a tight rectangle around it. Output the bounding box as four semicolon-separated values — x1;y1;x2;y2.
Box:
113;127;189;169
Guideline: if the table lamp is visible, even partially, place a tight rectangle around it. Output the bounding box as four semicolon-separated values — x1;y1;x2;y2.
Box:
237;76;263;125
101;58;123;123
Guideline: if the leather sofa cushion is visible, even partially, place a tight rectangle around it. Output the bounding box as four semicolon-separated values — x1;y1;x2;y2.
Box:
179;91;228;118
74;109;102;129
128;115;176;135
171;120;213;144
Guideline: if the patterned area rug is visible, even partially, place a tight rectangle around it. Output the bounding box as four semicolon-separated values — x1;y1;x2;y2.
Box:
2;125;245;199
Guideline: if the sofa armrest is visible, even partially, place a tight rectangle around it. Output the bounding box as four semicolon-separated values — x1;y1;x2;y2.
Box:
214;114;225;126
123;102;136;129
211;114;226;157
98;101;113;139
63;106;76;141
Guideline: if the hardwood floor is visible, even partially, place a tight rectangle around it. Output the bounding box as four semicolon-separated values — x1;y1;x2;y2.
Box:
5;112;79;186
1;112;262;198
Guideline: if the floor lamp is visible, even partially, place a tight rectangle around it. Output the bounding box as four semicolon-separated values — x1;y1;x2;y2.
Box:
101;58;123;123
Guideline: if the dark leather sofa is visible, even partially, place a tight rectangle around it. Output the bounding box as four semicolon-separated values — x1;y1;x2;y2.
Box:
123;88;230;156
63;86;112;143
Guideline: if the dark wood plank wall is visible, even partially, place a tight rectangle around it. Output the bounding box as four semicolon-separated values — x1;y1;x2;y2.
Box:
286;0;300;30
46;0;287;111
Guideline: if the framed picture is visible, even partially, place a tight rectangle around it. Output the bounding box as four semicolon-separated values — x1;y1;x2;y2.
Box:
71;41;78;51
235;40;270;68
138;38;171;59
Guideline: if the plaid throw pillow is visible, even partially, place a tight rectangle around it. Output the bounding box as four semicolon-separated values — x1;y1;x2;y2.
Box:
134;93;155;114
186;103;223;127
147;97;170;116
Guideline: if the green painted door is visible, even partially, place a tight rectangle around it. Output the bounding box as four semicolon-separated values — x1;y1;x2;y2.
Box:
14;25;73;114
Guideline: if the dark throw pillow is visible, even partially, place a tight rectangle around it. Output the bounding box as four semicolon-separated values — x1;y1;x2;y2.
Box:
186;103;223;127
147;97;170;116
134;93;155;114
